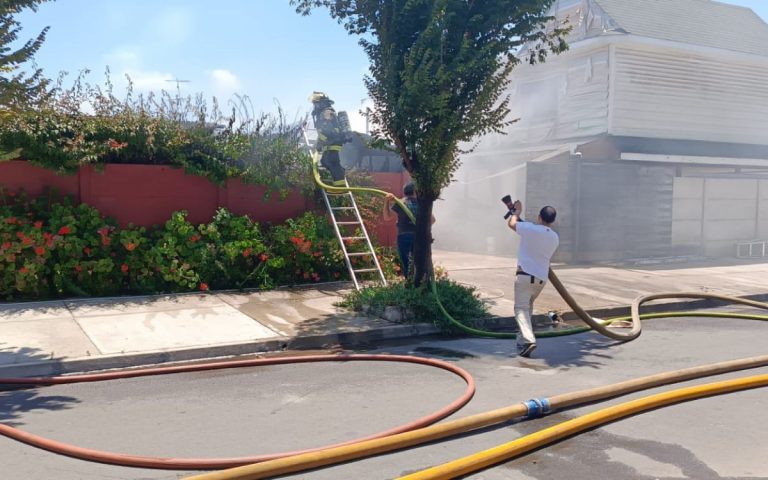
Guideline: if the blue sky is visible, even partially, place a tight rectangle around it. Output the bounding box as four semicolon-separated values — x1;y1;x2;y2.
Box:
15;0;768;132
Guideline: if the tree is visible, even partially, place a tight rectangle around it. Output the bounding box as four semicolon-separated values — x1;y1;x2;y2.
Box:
292;0;568;285
1;0;50;109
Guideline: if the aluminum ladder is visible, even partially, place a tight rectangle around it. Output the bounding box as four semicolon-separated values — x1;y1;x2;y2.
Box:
302;125;387;290
320;183;387;290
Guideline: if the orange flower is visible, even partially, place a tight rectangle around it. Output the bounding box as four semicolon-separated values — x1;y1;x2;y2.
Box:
19;267;29;273
83;247;92;255
120;263;129;273
101;236;111;247
22;237;33;246
33;221;43;229
74;264;83;273
1;242;10;250
259;253;268;262
58;226;71;235
106;139;128;149
199;282;209;291
125;242;136;251
242;247;252;257
189;235;201;243
34;246;45;256
4;217;17;224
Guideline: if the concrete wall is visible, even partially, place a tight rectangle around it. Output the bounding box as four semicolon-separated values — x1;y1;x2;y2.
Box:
672;176;768;256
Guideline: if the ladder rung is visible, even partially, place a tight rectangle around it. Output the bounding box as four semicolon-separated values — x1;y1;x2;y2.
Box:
347;252;373;257
342;236;366;241
337;221;361;225
332;207;356;210
353;268;380;273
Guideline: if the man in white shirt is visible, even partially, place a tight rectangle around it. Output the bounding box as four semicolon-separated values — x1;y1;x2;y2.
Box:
507;201;559;357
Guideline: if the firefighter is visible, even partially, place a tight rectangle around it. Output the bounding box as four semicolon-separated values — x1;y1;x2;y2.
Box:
310;92;349;186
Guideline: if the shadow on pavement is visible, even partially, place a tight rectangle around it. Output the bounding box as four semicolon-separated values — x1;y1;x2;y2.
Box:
1;344;80;428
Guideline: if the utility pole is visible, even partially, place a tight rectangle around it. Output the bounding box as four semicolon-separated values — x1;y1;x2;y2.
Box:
360;98;371;135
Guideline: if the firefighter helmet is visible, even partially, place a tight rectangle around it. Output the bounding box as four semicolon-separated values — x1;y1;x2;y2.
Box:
309;91;333;105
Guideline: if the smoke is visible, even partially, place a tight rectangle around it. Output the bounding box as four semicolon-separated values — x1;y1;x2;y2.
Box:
432;136;531;258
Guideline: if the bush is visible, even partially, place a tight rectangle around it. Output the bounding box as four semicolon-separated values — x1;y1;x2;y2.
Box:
0;188;358;301
338;278;488;334
0;71;314;194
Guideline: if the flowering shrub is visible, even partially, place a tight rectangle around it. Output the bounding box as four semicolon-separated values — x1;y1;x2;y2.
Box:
0;188;373;301
269;212;347;284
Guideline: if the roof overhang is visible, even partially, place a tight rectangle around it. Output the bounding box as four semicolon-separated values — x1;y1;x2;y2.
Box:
620;152;768;168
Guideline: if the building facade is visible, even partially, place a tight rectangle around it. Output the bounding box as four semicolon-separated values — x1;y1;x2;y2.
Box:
435;0;768;262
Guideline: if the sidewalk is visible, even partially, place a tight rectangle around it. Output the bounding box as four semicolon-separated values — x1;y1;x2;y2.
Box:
1;250;766;377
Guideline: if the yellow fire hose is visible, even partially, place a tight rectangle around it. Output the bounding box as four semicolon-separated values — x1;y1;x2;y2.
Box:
184;353;768;480
398;373;768;480
181;155;768;480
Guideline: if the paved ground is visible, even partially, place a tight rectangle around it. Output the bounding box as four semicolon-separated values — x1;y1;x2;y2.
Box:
1;313;766;479
0;250;766;378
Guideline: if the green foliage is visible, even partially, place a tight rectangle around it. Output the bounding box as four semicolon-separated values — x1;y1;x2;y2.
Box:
1;0;50;109
0;72;315;193
338;278;488;334
0;188;351;301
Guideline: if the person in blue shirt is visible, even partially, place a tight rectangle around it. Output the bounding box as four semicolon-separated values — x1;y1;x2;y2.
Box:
383;182;435;278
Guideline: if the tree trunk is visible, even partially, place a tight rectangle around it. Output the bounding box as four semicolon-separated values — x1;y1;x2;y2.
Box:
412;196;434;287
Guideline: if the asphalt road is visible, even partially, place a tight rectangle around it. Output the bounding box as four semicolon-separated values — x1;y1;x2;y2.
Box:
1;310;767;480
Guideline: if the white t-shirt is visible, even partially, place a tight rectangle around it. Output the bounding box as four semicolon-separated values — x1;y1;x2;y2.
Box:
516;222;559;281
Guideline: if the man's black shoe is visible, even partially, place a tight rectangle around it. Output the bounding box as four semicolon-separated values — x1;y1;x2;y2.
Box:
518;343;537;358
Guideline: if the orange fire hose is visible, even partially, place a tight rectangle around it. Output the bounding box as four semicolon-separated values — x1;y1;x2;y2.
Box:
0;354;475;469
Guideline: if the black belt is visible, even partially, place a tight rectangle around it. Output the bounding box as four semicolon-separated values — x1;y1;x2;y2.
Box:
516;268;543;284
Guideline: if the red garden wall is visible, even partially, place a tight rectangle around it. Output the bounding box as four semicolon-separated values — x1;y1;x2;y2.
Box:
0;161;408;247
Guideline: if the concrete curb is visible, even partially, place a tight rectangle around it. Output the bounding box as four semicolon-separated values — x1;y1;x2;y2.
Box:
0;324;442;378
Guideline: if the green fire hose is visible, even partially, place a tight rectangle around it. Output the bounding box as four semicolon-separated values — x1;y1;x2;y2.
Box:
310;152;767;341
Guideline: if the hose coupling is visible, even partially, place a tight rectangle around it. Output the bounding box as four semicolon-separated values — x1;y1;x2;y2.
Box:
523;397;551;418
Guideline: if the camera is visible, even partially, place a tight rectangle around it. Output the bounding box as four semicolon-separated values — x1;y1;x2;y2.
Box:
501;195;517;219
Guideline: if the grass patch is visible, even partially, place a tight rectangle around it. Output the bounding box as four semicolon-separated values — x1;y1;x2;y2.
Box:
338;279;488;334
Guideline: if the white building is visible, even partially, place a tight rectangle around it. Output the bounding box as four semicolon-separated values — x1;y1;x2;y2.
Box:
435;0;768;262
